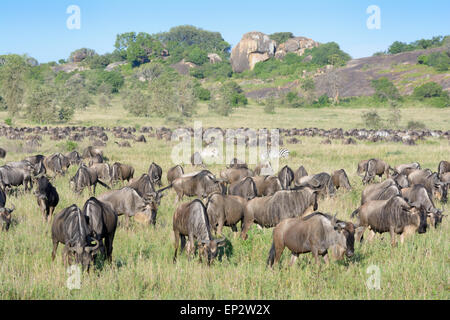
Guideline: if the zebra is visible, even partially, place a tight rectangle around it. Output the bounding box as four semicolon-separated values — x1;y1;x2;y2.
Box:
260;148;290;161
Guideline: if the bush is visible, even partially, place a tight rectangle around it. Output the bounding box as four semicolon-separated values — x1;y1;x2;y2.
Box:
361;110;383;129
417;51;450;71
413;82;448;100
208;98;233;116
4;118;13;126
371;77;401;101
264;97;276;114
194;86;211;101
407;121;427;130
314;94;330;107
269;32;294;44
185;47;209;66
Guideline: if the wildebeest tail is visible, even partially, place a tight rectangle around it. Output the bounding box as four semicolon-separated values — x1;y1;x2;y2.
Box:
97;180;111;190
266;242;276;268
351;208;359;219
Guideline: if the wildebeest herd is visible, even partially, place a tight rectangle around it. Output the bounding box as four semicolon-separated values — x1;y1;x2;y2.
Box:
0;124;449;272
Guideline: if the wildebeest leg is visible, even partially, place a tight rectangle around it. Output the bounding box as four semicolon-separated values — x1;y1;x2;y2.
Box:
180;235;186;254
92;183;96;196
400;225;416;244
217;219;224;236
288;253;298;267
48;206;55;223
231;224;238;238
312;248;320;265
389;227;397;247
125;215;130;229
173;231;180;263
240;216;254;240
323;252;330;265
355;226;366;243
187;234;195;261
105;234;114;263
51;240;59;261
366;230;376;243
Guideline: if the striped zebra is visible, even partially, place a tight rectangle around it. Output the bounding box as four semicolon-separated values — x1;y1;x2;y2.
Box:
260;148;290;161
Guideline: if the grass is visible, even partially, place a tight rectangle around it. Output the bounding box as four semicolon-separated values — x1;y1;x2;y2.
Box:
0;106;449;300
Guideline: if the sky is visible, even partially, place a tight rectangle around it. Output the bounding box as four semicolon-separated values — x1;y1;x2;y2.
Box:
0;0;449;63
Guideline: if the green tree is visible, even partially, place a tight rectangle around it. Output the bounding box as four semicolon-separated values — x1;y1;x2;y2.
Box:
371;77;401;101
269;32;294;44
186;47;209;65
413;82;448;100
0;54;29;115
25;84;57;123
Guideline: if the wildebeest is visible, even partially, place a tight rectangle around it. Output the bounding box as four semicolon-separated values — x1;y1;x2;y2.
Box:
391;172;409;189
401;184;444;228
227;158;248;169
357;160;370;177
408;170;447;203
82;197;118;262
51;205;100;270
438;161;450;179
331;169;352;191
88;154;104;166
295;172;335;198
98;187;164;226
206;192;248;236
43;153;70;176
278;165;294;190
172;199;226;265
362;159;392;184
65;151;82;166
70;165;110;196
128;174;156;198
254;161;274;176
241;186;319;240
167;165;184;185
171;170;224;203
89;163;111;182
229;177;257;201
251;175;282;197
361;179;400;205
352;196;427;246
267;212;355;268
0;187;14;231
82;146;103;159
220;167;254;185
0;147;6;159
293;165;308;186
34;176;59;223
148;162;163;187
110;162;134;185
395;162;421;176
0;162;34;191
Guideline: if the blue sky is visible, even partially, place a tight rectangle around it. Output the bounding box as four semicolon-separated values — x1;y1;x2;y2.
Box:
0;0;449;63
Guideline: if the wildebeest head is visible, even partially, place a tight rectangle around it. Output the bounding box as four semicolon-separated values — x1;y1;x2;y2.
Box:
67;239;100;270
407;202;428;234
330;215;355;259
200;237;226;265
0;204;14;231
140;188;168;225
392;172;409;189
433;180;447;204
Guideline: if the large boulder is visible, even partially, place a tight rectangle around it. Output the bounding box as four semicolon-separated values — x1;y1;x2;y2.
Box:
208;53;222;64
231;32;276;73
274;37;319;60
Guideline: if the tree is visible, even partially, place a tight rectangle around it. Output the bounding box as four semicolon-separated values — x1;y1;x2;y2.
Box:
25;84;57;123
115;32;164;67
413;82;448;100
371;77;401;101
60;74;93;110
173;77;198;118
186;47;209;65
69;48;96;63
306;42;351;67
0;54;29;115
269;32;294;44
135;62;164;81
300;77;316;105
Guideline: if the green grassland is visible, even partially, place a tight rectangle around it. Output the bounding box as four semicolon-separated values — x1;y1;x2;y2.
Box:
0;106;449;300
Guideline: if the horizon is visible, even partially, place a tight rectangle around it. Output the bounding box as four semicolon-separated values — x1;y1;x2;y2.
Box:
0;0;449;64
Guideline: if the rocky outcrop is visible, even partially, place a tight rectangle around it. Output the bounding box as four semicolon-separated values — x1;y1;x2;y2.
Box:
275;37;319;59
105;61;127;71
208;53;222;64
231;32;319;73
51;63;88;73
231;32;276;73
171;59;197;75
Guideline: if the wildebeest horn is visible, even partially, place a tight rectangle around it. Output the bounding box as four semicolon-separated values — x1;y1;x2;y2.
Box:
215;237;226;244
85;240;100;253
8;204;15;213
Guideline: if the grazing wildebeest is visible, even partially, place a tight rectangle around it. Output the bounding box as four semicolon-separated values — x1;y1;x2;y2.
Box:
293;165;308;186
229;177;257;201
220;167;254;185
65;151;82;166
172;199;226;265
51;205;100;270
88;154;104;166
357;160;370;177
408;170;447;203
171;170;224;203
82;198;118;262
128;174;155;198
89;163;111;182
391;172;409;189
0;148;6;159
34;176;59;223
278;165;294;190
395;162;421;176
351;196;427;246
110;163;135;185
206;192;248;236
295;172;335;198
254;161;273;176
148;162;163;187
241;187;319;240
43;153;70;176
82;146;103;159
362;159;392;184
0;188;14;231
227;158;248;169
191;151;203;167
167;165;184;185
70;165;110;196
401;184;444;228
267;213;354;268
438;161;450;179
331;169;352;191
361;179;400;205
0;163;34;192
251;175;282;197
98;187;165;227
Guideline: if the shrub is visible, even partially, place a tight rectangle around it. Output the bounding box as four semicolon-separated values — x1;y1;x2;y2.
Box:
186;47;209;66
264;96;276;114
194;86;211;101
361;110;383;129
371;77;401;101
417;51;450;71
269;32;294;44
4;118;13;126
208;98;233;116
407;121;427;130
413;82;448;100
